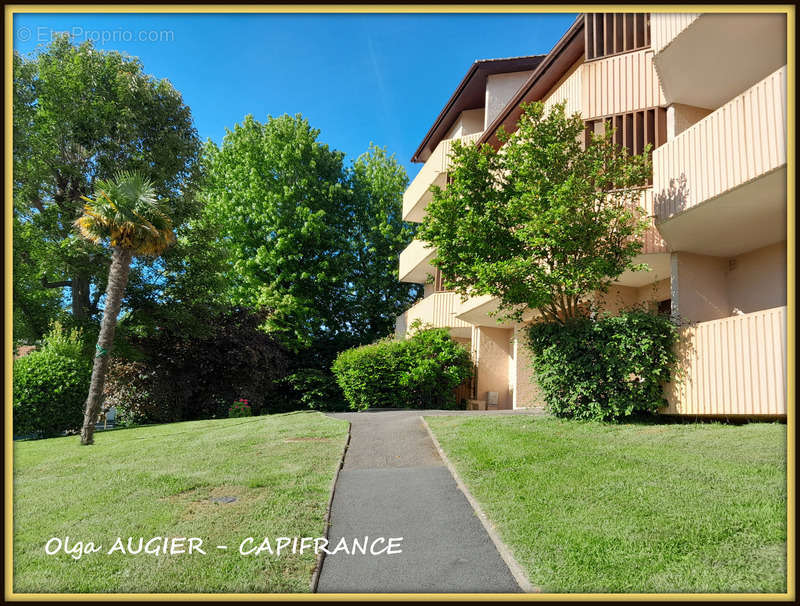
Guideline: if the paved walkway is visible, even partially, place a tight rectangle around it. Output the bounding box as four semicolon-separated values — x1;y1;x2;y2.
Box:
316;409;540;593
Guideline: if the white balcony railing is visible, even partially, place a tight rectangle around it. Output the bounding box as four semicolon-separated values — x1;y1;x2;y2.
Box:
653;66;786;223
402;133;482;223
663;306;787;416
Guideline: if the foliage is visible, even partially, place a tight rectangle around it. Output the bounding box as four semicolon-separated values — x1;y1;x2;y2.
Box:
13;35;201;327
418;101;652;324
228;399;253;418
282;369;348;412
13;349;92;437
332;339;407;411
332;327;473;411
104;308;290;425
40;321;91;361
347;146;421;343
526;309;679;421
12;215;64;344
200;115;419;351
75;171;176;256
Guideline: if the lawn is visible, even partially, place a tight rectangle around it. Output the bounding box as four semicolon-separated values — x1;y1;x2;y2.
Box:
426;415;787;593
13;411;349;594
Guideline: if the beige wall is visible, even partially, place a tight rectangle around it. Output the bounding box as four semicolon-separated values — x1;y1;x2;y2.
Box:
543;58;583;117
485;71;534;128
636;278;671;308
595;285;639;315
726;242;787;314
472;325;513;409
445;108;485;139
667;103;712;138
671;252;729;323
671;243;787;324
512;325;546;409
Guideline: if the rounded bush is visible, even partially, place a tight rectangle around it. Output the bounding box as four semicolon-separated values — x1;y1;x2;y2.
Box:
332;328;473;411
13;350;91;437
526;310;679;422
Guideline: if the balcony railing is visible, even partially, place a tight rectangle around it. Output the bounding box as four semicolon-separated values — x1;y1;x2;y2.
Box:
398;239;436;284
632;187;668;255
651;13;786;110
653;66;786;223
662;306;787;416
402;132;482;223
650;13;699;56
395;292;474;336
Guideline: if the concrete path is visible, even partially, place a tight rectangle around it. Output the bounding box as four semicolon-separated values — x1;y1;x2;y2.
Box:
316;409;539;593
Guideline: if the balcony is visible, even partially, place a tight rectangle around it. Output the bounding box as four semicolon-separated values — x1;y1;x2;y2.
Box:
395;292;473;338
402;133;482;223
398;239;436;284
653;66;787;257
651;13;786;109
453;294;536;328
662;306;787;416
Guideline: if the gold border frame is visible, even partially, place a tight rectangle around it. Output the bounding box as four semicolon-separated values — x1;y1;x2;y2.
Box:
4;3;795;602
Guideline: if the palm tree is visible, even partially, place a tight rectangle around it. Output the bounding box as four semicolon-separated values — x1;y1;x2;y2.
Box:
74;171;176;445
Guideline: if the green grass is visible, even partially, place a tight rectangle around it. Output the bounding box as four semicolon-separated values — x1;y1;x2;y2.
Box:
13;411;348;593
426;415;786;593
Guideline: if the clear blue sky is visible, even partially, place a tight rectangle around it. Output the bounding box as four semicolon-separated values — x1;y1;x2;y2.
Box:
13;11;577;179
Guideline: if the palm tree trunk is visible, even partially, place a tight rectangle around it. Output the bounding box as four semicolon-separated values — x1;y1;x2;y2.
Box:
80;247;133;445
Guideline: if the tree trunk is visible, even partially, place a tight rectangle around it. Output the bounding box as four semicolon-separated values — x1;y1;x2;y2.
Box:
71;274;91;324
80;247;133;445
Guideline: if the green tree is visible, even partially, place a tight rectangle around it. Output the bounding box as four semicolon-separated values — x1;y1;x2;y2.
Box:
73;172;177;445
417;101;652;324
13;35;201;329
347;145;419;343
201;114;419;351
12;215;64;344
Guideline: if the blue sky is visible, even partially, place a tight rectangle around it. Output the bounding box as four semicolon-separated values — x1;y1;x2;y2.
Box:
13;11;577;179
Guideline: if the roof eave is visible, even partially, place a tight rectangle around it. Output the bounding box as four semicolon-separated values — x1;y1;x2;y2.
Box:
479;14;586;150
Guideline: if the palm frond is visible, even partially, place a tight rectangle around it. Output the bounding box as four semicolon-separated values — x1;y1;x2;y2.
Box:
73;170;176;257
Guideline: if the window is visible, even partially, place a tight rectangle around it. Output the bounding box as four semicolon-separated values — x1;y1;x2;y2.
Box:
585;13;650;61
657;299;671;316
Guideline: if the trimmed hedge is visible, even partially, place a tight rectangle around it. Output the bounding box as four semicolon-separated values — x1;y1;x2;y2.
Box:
13;349;92;437
332;327;473;411
526;310;679;421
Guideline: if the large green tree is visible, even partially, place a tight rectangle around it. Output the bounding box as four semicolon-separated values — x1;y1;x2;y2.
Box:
201;114;419;351
347;145;419;344
13;35;201;331
417;101;652;324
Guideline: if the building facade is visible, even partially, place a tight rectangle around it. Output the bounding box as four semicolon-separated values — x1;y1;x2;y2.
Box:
395;12;788;416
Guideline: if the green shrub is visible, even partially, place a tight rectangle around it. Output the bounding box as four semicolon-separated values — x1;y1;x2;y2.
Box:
283;369;348;411
40;321;90;361
13;349;92;437
332;327;473;411
526;309;679;422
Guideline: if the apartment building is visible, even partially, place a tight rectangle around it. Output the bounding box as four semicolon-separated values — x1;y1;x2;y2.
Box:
396;12;788;416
